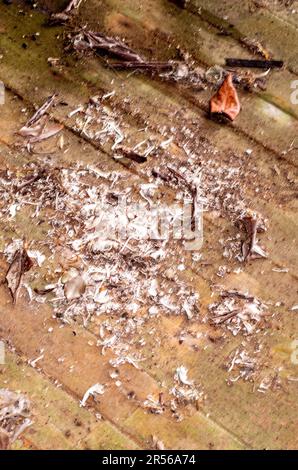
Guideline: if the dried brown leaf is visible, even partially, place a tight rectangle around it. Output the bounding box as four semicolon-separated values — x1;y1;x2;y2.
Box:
5;248;33;303
210;73;241;121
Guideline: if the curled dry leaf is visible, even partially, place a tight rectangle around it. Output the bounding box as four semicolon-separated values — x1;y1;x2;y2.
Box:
238;210;267;261
19;120;63;144
18;116;48;139
5;248;33;303
210;73;241;121
25;94;57;128
29;122;64;144
18;94;63;145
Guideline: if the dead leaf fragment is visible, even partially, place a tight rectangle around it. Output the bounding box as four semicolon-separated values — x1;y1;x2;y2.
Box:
5;248;33;303
210;73;241;121
18;94;63;146
25;94;57;128
238;210;268;261
29;122;64;144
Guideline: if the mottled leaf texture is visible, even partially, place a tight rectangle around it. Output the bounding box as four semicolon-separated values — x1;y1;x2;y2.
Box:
5;249;33;303
210;74;241;121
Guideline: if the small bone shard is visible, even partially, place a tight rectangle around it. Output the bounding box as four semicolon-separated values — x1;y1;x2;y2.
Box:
210;74;241;121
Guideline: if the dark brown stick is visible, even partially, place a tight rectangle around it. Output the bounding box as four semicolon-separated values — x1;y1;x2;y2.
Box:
225;58;284;69
211;309;241;324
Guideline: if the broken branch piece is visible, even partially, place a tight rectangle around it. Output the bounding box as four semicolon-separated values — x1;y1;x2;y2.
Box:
225;58;284;69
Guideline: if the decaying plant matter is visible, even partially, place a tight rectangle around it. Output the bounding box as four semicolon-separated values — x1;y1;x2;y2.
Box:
209;289;270;336
70;30;205;88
